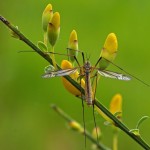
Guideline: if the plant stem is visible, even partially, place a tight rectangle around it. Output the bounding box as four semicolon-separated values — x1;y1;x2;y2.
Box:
44;32;47;46
113;129;118;150
1;15;150;150
51;104;111;150
94;100;150;149
51;46;57;69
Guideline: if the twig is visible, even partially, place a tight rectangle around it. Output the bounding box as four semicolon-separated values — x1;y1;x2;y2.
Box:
51;104;111;150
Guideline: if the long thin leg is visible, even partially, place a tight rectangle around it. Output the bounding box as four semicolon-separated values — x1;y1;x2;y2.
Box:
82;52;85;64
92;104;99;141
93;73;98;100
18;51;74;57
102;57;150;86
68;48;87;145
92;74;99;142
80;75;86;147
94;57;102;68
73;55;81;68
66;47;86;65
66;47;83;54
66;48;69;61
74;52;86;147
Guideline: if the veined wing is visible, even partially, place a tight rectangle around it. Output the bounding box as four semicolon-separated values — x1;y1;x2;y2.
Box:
42;68;78;78
97;70;131;81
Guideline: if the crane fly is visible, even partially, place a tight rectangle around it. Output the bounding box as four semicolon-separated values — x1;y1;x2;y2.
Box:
42;52;131;106
42;49;149;146
19;48;149;147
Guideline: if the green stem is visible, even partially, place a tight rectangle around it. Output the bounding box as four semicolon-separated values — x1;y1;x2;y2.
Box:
94;100;150;150
44;32;47;47
51;46;57;69
113;129;118;150
1;15;150;150
51;104;111;150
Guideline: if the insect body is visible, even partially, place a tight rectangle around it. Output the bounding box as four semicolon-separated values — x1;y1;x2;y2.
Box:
83;61;93;105
42;53;148;146
42;56;131;106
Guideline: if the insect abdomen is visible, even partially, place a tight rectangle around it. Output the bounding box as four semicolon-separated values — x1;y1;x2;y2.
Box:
84;72;93;106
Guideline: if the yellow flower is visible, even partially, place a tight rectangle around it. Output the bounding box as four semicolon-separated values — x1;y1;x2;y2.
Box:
96;94;122;124
61;60;85;97
103;33;118;55
99;33;118;70
68;30;78;64
42;4;53;33
92;127;101;139
110;94;122;119
69;121;84;133
47;12;60;46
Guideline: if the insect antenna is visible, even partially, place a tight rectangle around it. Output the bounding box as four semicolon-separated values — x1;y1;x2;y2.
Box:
102;57;150;86
87;54;91;61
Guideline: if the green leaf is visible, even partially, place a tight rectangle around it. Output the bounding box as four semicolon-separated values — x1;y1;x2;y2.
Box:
104;121;112;126
44;65;55;73
37;41;47;51
114;112;122;118
129;129;140;137
136;116;150;129
10;26;20;39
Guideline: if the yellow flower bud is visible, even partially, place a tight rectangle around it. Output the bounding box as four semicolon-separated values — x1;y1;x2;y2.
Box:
68;30;78;64
69;121;84;133
96;94;122;124
42;4;53;33
10;26;19;39
109;94;122;120
96;106;112;123
103;33;118;54
92;127;101;139
99;33;118;70
61;60;85;97
47;12;60;46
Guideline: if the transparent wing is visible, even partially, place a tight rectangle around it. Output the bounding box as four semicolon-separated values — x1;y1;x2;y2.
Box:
42;68;78;78
97;70;131;81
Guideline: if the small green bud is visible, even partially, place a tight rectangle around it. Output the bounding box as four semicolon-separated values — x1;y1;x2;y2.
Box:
68;30;78;64
42;4;53;33
92;127;101;140
10;26;20;39
69;121;84;133
44;65;55;73
37;41;47;51
129;129;140;137
47;12;60;47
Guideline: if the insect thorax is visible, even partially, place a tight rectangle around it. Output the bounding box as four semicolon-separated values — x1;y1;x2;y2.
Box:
83;61;92;72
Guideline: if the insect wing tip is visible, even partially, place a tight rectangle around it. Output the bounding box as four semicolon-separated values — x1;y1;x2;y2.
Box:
42;73;51;78
124;75;131;81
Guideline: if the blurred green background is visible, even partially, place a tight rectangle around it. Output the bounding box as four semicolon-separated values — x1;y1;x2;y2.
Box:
1;0;150;150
